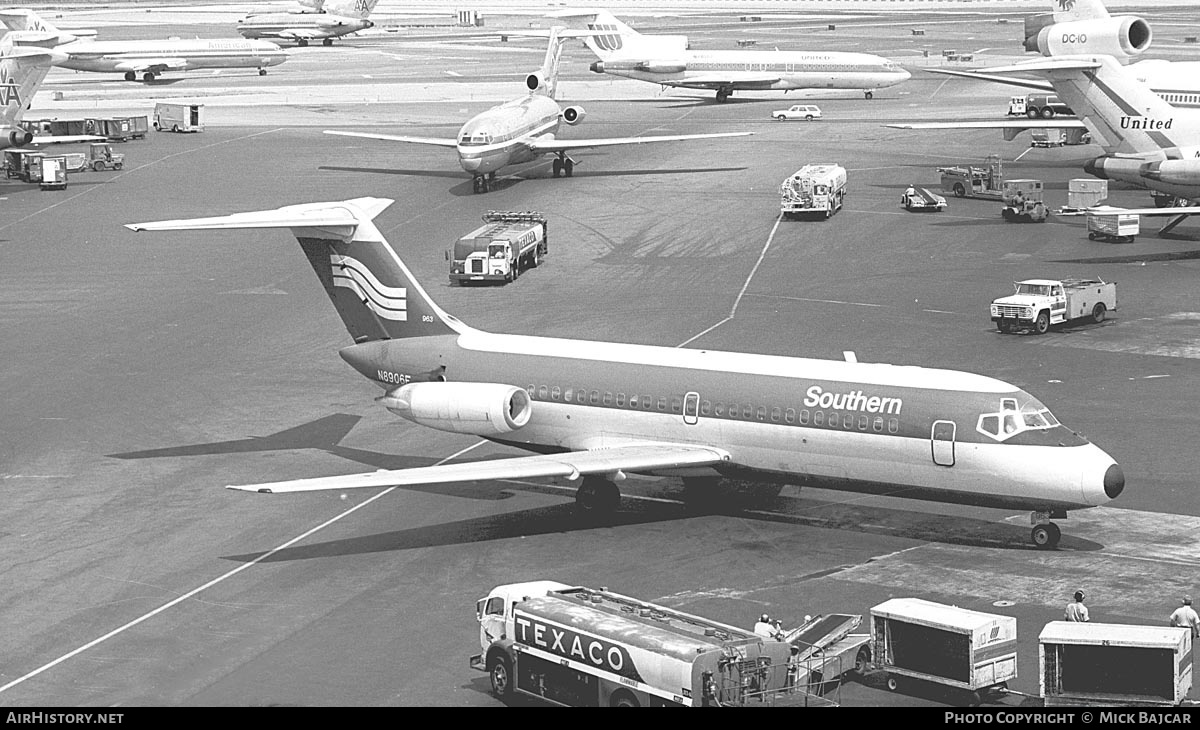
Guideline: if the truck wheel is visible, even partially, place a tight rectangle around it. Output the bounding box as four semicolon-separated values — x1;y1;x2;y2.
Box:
489;655;513;698
92;161;103;171
1034;311;1050;335
1088;232;1097;240
805;115;813;121
855;646;871;674
1041;107;1056;118
886;676;900;692
1092;303;1107;323
610;690;640;707
953;183;965;198
1026;108;1039;119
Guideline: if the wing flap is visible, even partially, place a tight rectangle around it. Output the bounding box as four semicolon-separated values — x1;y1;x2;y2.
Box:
324;129;459;148
113;58;188;73
528;131;750;153
227;443;730;493
667;74;781;90
886;120;1087;130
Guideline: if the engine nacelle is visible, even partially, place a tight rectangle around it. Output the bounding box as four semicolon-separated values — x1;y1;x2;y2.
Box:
1026;16;1152;62
5;128;33;147
1139;159;1200;186
525;71;546;93
376;381;532;436
561;105;586;125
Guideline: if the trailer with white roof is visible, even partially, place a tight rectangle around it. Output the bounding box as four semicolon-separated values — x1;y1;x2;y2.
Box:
1040;622;1193;707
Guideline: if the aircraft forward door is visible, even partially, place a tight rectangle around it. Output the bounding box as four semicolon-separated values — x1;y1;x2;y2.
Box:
931;420;956;466
683;391;700;425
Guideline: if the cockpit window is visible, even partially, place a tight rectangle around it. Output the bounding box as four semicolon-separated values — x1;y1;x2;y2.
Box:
977;400;1059;441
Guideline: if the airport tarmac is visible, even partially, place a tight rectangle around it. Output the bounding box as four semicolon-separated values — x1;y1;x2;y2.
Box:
3;4;1200;708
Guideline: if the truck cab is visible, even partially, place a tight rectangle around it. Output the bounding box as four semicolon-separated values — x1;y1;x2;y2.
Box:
473;580;571;666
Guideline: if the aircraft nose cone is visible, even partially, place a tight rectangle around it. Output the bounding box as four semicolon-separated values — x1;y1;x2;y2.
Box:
1104;463;1125;499
898;68;912;81
460;156;481;172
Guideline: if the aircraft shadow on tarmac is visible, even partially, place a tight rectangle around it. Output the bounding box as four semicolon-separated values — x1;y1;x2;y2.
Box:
319;164;747;197
109;413;1103;557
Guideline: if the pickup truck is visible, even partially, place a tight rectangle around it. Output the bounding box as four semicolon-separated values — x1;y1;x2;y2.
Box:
991;278;1117;334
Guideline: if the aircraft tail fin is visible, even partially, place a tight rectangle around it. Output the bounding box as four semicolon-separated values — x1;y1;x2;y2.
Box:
0;39;64;136
983;56;1200;155
0;8;78;44
322;0;381;19
528;26;568;99
126;199;462;344
550;10;684;61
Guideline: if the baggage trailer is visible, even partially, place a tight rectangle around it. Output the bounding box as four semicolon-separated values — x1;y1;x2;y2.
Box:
1040;622;1193;707
1066;178;1108;210
871;598;1016;704
1087;207;1139;242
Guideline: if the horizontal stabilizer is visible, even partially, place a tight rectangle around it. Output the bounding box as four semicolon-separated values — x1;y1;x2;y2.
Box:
975;57;1103;74
926;68;1053;93
126;198;393;241
227;442;730;493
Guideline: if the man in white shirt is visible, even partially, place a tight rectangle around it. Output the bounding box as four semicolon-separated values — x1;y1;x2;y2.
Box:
1065;590;1089;622
1169;597;1200;638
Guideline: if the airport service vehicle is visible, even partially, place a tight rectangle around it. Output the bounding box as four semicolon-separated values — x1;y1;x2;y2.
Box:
783;614;872;694
1039;622;1193;707
990;278;1117;336
77;142;124;171
22;116;147;142
470;581;836;707
780;163;847;219
771;104;822;121
449;211;547;285
1008;93;1073;119
1029;127;1090;147
938;154;1004;200
901;186;946;212
153;103;204;133
1000;179;1048;223
32;153;67;190
127;197;1127;550
1086;207;1139;243
871;598;1017;705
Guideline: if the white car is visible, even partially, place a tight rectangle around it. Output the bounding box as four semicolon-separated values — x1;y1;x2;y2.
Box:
771;104;822;121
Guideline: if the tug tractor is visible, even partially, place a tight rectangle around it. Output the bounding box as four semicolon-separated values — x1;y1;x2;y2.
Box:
1000;179;1047;223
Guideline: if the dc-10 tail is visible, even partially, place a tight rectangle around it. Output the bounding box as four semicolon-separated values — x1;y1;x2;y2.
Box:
125;199;460;343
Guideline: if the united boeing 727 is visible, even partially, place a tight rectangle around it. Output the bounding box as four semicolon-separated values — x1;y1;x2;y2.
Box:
325;27;751;193
127;198;1124;550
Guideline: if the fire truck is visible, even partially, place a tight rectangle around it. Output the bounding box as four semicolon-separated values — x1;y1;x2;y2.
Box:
448;211;547;285
471;581;863;707
780;163;847;219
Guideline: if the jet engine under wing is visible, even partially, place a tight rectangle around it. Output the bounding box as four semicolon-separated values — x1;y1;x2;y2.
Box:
526;130;751;152
663;74;782;90
113;58;188;73
227;442;731;493
323;129;459;148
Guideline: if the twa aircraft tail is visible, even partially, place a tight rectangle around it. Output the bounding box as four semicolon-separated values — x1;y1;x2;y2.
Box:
549;9;687;61
126;199;461;343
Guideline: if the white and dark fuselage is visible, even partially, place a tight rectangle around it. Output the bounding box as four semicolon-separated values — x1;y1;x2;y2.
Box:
236;13;373;43
339;330;1123;515
455;95;562;175
53;38;287;74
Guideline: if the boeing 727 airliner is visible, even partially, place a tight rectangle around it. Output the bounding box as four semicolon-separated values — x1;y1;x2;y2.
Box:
127;198;1124;550
325;26;750;193
238;0;380;47
552;10;910;103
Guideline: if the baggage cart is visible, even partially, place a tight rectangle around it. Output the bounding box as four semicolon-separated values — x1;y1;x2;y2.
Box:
1040;622;1193;707
1086;207;1139;242
871;598;1016;704
1068;179;1108;210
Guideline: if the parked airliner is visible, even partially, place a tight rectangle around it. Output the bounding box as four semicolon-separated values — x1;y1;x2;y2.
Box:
0;38;74;149
551;9;909;103
127;198;1124;550
0;9;287;82
325;27;750;193
238;0;380;47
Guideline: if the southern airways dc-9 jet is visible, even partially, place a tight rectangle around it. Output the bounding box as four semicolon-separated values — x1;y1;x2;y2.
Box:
127;198;1124;550
325;27;751;193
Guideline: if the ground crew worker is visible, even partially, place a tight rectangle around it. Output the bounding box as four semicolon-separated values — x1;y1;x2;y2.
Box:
754;614;775;638
1169;597;1200;638
1065;590;1089;622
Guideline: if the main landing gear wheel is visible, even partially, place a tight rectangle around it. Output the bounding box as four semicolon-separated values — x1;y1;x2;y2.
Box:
143;72;156;82
1031;523;1062;550
575;476;620;515
864;90;874;100
124;71;136;82
298;39;309;47
716;88;731;103
322;38;333;47
258;68;267;76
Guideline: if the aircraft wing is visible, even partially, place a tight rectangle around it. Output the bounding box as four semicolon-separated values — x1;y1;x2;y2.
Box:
663;74;781;90
113;58;188;73
886;119;1087;131
527;130;750;153
1057;205;1200;217
926;68;1054;93
323;129;459;148
278;29;325;41
226;442;731;493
